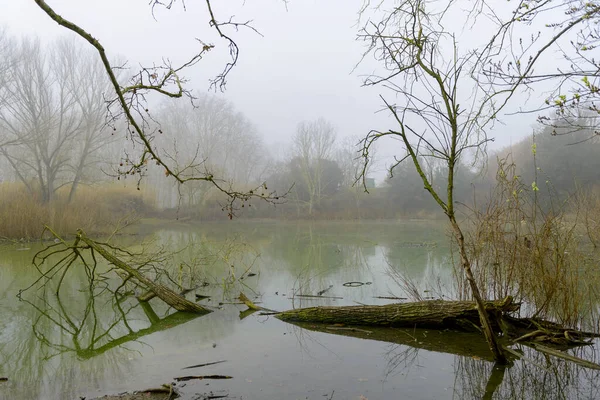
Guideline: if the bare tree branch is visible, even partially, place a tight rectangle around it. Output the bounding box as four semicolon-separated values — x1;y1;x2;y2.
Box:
33;0;282;215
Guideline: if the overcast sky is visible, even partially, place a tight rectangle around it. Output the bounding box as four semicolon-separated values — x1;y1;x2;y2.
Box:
1;0;545;180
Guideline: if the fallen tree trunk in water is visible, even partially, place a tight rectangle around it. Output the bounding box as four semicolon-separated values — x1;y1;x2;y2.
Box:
270;296;600;367
276;297;519;331
77;229;210;314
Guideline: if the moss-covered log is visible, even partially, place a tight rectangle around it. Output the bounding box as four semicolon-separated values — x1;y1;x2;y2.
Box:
276;297;518;331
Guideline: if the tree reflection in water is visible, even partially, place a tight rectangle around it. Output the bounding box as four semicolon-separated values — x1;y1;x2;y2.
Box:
456;344;600;400
3;222;599;399
24;290;201;361
8;237;209;399
290;321;600;399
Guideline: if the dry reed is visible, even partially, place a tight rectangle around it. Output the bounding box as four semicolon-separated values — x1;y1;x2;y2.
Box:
462;159;600;330
0;182;153;241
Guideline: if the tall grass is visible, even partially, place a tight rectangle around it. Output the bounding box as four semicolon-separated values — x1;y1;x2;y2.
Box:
0;182;154;241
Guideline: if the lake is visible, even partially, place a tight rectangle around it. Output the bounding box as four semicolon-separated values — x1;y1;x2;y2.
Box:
0;221;598;399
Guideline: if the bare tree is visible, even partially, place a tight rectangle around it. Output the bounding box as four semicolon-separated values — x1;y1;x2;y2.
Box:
146;95;269;210
334;135;376;216
0;37;82;203
291;118;337;215
0;38;121;203
0;28;21;152
358;0;506;362
337;135;379;189
185;95;267;186
474;0;600;135
33;0;281;214
56;39;119;203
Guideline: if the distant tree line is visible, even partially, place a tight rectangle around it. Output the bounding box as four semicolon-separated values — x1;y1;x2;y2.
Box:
494;118;600;204
1;30;598;221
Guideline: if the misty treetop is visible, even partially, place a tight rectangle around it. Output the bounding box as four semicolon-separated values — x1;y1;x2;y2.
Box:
1;0;599;225
0;32;369;223
0;35;116;204
0;32;597;224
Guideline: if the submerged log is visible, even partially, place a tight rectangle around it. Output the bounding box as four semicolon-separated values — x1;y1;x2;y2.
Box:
276;297;519;331
77;230;210;314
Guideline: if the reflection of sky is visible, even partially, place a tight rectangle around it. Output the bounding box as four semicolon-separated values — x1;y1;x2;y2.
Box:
1;222;599;399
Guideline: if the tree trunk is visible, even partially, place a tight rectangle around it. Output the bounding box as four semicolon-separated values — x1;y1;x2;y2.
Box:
68;157;85;203
449;217;509;364
77;230;210;314
67;175;80;203
276;297;518;330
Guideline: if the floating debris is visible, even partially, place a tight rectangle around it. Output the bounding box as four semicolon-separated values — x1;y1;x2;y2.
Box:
296;294;343;300
182;360;227;370
317;285;334;296
343;281;372;287
174;375;232;382
396;242;438;248
373;296;408;300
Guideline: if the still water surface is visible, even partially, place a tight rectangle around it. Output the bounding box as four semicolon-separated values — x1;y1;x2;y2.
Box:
0;221;598;399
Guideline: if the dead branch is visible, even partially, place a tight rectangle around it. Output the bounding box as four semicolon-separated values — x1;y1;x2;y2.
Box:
77;229;209;313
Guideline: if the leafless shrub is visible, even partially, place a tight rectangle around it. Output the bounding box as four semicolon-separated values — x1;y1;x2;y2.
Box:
461;157;600;329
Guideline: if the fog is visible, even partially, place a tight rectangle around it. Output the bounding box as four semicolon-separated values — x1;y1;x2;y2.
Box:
1;4;600;398
0;1;552;173
0;0;597;227
1;1;391;168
